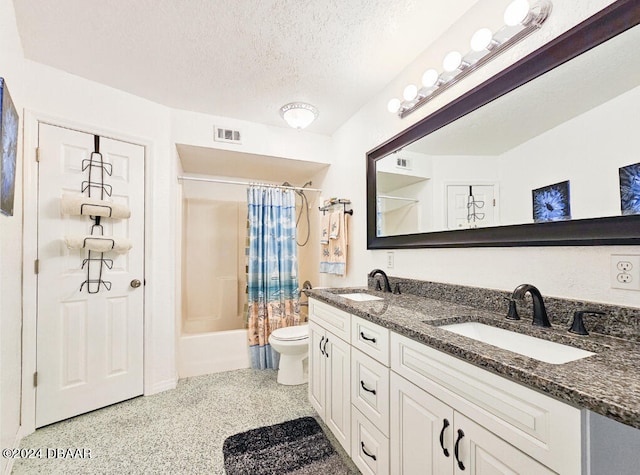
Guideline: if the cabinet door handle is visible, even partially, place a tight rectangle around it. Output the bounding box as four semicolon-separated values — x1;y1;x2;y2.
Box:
319;336;325;356
439;418;450;457
360;331;376;343
323;337;329;357
361;441;377;461
454;428;465;471
360;380;377;395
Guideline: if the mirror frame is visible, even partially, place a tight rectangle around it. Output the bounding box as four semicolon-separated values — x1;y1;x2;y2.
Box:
367;0;640;249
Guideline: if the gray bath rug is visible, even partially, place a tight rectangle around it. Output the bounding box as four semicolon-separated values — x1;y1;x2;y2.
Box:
222;416;351;474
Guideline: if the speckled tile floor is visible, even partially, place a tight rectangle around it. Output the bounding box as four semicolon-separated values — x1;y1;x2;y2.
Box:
13;369;359;474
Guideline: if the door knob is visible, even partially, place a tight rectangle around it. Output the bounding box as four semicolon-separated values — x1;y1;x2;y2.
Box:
130;279;142;288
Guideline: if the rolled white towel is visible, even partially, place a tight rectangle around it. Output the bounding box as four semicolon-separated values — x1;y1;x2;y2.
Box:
61;193;131;219
64;235;132;254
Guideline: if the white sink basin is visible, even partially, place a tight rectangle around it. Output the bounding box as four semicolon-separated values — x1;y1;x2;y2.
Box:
339;293;383;302
439;322;595;364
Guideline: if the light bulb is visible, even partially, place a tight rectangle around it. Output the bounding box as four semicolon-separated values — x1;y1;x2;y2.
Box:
504;0;531;26
442;51;462;72
387;98;401;113
403;84;418;101
421;69;439;88
470;28;493;52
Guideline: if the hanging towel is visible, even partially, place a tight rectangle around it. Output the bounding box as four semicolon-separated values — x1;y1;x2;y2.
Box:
320;212;330;244
329;210;340;239
61;193;131;219
64;235;132;254
320;211;348;275
319;211;331;273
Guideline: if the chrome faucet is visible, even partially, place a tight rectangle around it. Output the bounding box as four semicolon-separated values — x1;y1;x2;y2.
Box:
511;284;551;327
368;269;392;293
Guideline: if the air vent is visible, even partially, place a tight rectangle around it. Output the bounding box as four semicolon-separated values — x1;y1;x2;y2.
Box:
395;156;412;170
214;126;242;144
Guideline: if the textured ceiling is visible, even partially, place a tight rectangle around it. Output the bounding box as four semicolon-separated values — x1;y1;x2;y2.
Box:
12;0;478;134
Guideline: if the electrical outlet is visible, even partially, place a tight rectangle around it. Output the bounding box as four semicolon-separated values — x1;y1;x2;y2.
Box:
617;260;633;272
387;251;394;269
610;255;640;290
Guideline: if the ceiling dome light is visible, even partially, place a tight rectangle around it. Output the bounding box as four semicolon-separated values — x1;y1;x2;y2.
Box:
403;84;418;101
421;69;439;88
279;102;318;129
504;0;531;26
470;28;494;52
387;98;401;113
442;51;463;72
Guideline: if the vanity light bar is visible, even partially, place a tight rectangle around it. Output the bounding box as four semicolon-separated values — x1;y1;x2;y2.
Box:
390;0;552;118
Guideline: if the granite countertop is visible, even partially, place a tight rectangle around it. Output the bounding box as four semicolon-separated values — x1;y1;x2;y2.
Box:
306;287;640;430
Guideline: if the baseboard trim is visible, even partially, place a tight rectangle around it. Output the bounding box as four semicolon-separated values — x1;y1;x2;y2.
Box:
145;377;178;396
1;426;25;475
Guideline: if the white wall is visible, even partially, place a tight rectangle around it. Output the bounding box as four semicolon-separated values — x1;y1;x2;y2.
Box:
171;108;332;165
498;84;640;225
0;0;24;467
319;0;639;307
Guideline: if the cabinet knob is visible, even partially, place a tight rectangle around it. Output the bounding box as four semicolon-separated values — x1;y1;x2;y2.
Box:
130;279;142;288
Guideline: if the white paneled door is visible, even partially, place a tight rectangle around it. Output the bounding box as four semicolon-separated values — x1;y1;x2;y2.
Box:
36;124;145;427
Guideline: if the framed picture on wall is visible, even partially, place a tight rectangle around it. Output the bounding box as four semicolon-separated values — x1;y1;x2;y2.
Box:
619;162;640;216
0;77;19;217
532;180;571;223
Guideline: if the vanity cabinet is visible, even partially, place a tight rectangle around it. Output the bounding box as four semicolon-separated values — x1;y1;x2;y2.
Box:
308;299;351;454
309;298;585;474
350;316;391;474
391;333;581;475
391;373;553;474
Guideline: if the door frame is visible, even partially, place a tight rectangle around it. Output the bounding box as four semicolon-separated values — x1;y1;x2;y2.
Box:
21;111;154;435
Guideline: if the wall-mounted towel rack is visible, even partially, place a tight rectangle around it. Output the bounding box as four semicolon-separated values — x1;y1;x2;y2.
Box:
319;198;353;215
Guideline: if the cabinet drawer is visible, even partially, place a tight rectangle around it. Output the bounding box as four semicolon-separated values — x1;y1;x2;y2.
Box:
352;316;390;365
309;298;350;342
352;348;390;436
390;333;582;475
352;407;389;475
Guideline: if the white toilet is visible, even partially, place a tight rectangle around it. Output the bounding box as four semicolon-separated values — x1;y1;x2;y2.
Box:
269;324;309;385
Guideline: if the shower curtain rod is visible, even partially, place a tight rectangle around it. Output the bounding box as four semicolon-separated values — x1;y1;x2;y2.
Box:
177;175;322;193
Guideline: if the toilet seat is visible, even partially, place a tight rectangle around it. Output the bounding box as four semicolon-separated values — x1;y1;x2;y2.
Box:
270;325;309;342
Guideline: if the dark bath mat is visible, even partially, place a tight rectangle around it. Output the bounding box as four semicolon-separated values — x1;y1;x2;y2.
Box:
222;416;351;474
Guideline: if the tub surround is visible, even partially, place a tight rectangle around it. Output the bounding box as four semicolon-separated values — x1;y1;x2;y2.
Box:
306;279;640;429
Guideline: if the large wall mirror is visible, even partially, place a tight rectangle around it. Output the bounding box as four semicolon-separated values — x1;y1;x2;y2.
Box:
367;1;640;248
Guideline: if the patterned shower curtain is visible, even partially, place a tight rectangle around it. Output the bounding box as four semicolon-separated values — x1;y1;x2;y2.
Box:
246;186;300;369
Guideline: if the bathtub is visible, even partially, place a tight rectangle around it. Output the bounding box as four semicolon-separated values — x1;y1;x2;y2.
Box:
178;329;250;378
